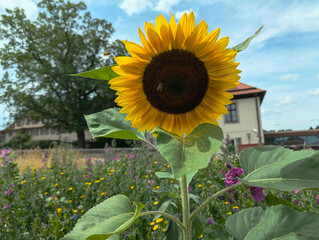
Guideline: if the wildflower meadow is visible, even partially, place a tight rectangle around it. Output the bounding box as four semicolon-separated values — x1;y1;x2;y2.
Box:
1;143;319;239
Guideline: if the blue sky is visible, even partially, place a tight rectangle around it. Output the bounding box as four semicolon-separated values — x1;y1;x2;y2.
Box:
0;0;319;131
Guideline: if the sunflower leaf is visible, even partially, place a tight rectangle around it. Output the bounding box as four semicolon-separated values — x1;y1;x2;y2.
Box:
155;170;197;187
154;123;223;178
225;205;319;240
63;195;144;240
85;107;145;141
231;26;263;52
71;65;118;81
240;146;319;191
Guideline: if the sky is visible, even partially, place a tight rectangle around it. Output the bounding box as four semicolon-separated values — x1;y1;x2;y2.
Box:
0;0;319;131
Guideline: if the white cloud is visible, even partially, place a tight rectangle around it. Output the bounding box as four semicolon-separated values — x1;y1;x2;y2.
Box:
154;0;179;12
119;0;180;16
308;88;319;96
261;109;283;115
268;119;280;130
279;73;299;82
119;0;153;16
276;96;298;107
0;0;38;19
175;9;197;20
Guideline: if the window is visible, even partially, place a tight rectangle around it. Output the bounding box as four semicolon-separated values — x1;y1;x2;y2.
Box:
51;128;58;135
32;120;39;125
40;128;49;135
31;129;39;136
17;120;24;126
235;137;242;145
225;103;238;123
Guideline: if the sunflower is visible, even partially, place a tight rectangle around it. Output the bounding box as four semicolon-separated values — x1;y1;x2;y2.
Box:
110;12;241;137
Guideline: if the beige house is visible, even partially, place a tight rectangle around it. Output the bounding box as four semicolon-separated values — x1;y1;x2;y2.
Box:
218;82;266;151
0;119;93;144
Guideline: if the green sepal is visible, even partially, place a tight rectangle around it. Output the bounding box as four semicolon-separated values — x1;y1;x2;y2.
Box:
154;123;223;178
231;26;263;52
85;108;145;141
63;195;144;240
240;146;319;191
71;65;118;81
225;205;319;239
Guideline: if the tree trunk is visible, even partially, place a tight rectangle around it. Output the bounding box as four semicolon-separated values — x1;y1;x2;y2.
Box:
76;129;86;148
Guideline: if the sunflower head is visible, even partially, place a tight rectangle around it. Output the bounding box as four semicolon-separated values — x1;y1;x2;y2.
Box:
110;12;241;137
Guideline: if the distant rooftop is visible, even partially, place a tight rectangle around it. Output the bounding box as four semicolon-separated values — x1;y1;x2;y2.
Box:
227;82;266;103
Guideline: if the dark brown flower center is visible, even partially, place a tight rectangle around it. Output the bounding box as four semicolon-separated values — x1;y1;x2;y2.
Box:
142;49;209;114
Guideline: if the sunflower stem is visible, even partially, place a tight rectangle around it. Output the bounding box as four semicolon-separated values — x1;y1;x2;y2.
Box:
180;174;191;240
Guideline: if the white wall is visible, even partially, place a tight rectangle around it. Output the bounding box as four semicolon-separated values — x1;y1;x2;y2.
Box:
218;97;264;145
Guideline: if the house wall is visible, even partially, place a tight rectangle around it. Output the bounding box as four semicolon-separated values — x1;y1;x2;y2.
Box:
1;120;93;144
218;97;264;146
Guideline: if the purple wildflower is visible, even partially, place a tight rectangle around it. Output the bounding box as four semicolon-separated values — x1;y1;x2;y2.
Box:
1;149;10;157
217;195;225;200
4;189;14;195
3;204;8;210
249;186;265;202
73;214;78;219
225;163;232;169
233;191;238;201
129;154;135;159
295;190;300;194
0;218;2;223
188;186;192;192
207;218;215;226
294;199;299;203
225;167;244;187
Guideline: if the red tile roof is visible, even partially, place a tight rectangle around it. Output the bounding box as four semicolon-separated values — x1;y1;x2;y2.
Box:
226;82;266;103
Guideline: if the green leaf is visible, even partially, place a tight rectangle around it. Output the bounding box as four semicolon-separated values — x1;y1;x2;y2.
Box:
63;195;144;240
231;26;263;52
225;205;319;240
240;146;319;191
192;216;203;239
155;170;197;187
71;65;118;81
154;123;223;178
85;108;145;141
152;197;172;221
265;194;303;212
164;219;183;240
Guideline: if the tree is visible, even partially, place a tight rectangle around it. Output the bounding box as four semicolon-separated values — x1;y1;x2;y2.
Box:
0;0;128;148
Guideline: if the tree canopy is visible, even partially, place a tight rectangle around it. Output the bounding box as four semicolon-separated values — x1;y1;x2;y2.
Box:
0;0;128;147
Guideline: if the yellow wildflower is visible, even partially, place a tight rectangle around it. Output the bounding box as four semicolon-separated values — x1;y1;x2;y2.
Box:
153;225;159;231
156;218;163;223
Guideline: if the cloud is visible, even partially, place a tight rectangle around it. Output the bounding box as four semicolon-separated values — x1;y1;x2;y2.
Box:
0;0;38;19
119;0;180;16
119;0;153;16
308;88;319;96
279;73;299;81
276;96;298;107
261;109;283;115
268;119;280;130
175;9;197;20
154;0;180;12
